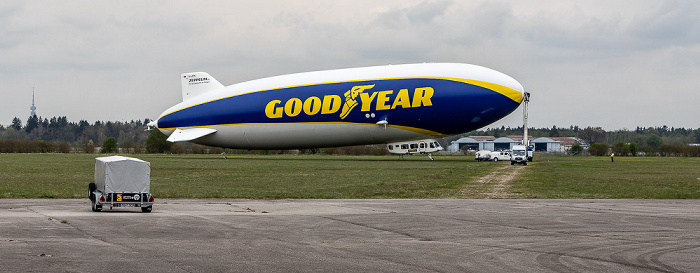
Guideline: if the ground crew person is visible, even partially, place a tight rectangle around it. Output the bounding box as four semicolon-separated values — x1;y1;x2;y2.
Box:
611;152;614;162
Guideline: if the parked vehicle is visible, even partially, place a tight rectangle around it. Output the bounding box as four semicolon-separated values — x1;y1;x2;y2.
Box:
490;151;512;162
511;145;528;165
475;150;492;162
89;156;154;213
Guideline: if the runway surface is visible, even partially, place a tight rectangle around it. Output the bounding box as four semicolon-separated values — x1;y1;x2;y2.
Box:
1;199;698;272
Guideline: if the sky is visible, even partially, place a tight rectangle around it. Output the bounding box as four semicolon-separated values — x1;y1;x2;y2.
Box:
1;0;698;131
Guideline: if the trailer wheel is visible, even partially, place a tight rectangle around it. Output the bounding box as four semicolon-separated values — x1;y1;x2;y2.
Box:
91;199;102;212
141;206;152;213
88;183;96;201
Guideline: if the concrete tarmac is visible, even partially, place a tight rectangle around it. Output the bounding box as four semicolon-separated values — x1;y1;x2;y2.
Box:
1;199;698;272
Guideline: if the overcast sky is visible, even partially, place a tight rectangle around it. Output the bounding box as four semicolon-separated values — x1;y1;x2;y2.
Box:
1;0;698;131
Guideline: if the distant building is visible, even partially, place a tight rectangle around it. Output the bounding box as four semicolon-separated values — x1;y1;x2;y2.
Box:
448;135;590;153
506;135;534;144
447;137;477;152
550;137;589;152
447;136;521;152
531;137;561;152
493;137;519;151
447;136;494;152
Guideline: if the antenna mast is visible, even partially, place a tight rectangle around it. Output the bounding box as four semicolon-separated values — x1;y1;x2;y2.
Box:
30;88;37;117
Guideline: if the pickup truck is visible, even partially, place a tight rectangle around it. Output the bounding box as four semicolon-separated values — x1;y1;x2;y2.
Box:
489;151;512;162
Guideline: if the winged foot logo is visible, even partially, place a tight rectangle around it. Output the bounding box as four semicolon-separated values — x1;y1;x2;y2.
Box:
265;84;434;119
340;85;375;119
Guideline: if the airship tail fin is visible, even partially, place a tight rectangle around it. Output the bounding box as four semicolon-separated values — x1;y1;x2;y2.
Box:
166;128;217;142
181;72;224;101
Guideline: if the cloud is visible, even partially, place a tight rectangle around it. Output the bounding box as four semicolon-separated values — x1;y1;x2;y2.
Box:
510;1;700;63
0;0;698;130
373;0;452;28
631;2;700;49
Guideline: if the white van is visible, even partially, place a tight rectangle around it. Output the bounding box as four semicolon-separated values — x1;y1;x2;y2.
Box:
511;145;528;165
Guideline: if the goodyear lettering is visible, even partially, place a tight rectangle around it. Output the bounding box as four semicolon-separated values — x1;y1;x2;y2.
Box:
321;95;341;114
265;100;283;118
375;90;393;111
264;85;434;119
303;97;322;115
391;89;411;109
340;85;375;119
359;92;377;111
284;98;303;117
412;87;434;107
265;95;341;118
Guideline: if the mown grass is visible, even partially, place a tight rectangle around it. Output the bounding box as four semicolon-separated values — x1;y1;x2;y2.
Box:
514;154;700;198
1;153;699;199
0;154;497;199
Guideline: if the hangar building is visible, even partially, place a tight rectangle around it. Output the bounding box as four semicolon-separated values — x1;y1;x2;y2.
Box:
448;136;589;153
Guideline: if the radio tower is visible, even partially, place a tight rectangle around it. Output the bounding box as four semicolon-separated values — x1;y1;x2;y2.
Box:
30;88;37;117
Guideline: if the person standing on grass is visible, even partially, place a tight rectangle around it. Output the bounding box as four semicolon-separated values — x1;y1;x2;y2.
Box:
611;152;614;162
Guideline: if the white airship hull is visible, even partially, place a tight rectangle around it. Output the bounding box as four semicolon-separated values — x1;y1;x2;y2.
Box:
160;123;425;149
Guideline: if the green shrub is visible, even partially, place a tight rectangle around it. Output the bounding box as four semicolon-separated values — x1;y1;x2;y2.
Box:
588;143;609;156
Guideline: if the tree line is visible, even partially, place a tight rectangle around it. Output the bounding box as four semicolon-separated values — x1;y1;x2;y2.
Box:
2;115;152;153
1;115;699;156
0;115;391;155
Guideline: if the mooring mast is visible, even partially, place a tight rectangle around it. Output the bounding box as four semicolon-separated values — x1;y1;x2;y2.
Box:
522;92;530;146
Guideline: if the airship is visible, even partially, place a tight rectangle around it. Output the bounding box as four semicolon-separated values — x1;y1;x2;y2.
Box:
153;63;525;150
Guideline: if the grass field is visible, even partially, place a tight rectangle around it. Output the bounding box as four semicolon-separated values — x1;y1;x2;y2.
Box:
0;154;499;199
1;153;699;199
514;154;700;199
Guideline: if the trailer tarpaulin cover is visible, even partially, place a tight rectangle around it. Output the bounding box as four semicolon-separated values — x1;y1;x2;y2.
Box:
94;156;150;193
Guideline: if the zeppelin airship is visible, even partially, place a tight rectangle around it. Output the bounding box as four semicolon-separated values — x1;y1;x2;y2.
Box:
153;63;525;149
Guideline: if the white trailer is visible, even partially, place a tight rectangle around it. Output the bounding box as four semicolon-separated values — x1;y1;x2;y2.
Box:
88;156;154;212
475;150;492;162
